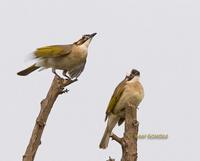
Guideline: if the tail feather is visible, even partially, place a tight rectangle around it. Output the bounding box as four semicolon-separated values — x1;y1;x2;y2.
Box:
99;114;119;149
99;127;111;149
17;64;39;76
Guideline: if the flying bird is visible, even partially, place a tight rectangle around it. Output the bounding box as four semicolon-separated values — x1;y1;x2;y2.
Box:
99;69;144;149
17;33;97;79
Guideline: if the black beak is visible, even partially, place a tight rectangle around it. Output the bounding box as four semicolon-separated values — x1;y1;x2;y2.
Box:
90;33;97;38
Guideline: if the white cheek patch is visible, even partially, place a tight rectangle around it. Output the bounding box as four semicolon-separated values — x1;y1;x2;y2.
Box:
83;39;92;48
128;76;140;83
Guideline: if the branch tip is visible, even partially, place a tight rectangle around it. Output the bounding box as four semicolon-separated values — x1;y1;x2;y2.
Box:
106;156;115;161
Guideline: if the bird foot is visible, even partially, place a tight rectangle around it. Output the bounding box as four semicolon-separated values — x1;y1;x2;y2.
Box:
64;75;71;80
71;78;78;82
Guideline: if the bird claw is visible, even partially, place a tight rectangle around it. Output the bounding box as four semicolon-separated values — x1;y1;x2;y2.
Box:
65;78;78;83
64;75;71;80
72;78;78;82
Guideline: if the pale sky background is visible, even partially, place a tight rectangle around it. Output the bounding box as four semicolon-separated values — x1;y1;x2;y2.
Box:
0;0;200;161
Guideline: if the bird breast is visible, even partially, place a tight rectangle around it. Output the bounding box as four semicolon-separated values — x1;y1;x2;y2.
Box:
113;81;144;114
66;45;88;67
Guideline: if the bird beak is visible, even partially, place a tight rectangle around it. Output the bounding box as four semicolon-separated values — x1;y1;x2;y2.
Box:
90;33;97;38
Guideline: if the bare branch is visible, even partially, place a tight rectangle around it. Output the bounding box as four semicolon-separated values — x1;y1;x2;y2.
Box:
106;103;139;161
110;133;123;145
22;76;77;161
121;103;138;161
106;156;115;161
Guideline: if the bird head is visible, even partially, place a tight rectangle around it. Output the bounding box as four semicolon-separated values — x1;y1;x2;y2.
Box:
126;69;140;81
74;33;97;47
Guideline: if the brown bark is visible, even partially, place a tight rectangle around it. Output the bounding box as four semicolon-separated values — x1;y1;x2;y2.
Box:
122;104;138;161
22;76;77;161
111;103;138;161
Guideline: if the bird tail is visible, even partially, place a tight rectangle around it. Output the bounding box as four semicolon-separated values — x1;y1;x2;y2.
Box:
17;64;39;76
99;115;119;149
99;126;111;149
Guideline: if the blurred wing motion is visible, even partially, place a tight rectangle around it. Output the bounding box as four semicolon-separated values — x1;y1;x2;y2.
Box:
17;45;73;76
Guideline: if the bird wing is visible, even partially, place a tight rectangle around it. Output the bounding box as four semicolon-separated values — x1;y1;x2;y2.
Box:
105;78;127;121
34;44;72;58
68;60;86;79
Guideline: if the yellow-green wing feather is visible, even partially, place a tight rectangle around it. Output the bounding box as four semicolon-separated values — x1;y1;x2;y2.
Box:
105;79;127;121
34;44;72;58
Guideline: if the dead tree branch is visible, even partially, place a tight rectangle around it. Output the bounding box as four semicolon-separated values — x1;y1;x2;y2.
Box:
122;103;138;161
22;76;77;161
107;156;115;161
111;133;123;145
110;103;139;161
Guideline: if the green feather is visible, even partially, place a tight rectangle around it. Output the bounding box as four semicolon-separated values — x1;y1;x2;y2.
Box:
34;45;72;58
105;79;126;121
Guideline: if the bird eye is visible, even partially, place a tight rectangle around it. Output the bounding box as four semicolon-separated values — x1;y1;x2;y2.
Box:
83;35;90;39
82;35;87;39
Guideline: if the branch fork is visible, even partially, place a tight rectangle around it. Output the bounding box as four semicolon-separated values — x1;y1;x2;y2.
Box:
108;103;139;161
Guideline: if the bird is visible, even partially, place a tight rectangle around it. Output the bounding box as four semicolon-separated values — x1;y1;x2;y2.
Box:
99;69;144;149
17;33;97;79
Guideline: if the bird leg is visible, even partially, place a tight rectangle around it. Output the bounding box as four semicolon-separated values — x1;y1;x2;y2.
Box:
52;68;62;79
62;70;72;80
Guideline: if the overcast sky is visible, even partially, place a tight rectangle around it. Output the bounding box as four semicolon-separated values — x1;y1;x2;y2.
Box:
0;0;200;161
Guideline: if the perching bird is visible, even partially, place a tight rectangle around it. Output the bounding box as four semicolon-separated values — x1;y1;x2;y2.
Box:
99;69;144;149
17;33;97;79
